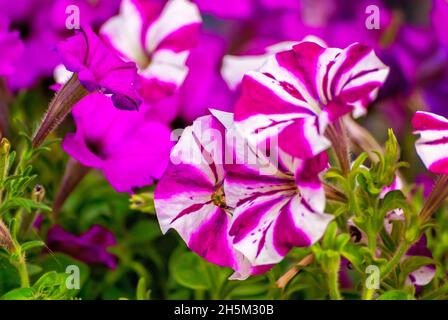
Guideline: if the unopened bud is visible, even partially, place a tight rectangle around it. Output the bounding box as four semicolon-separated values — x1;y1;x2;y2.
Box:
130;193;155;213
0;219;14;253
32;184;46;202
32;74;89;148
1;138;10;154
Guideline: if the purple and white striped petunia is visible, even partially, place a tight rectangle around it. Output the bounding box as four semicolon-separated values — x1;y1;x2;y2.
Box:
412;111;448;175
63;93;172;193
221;41;298;91
234;40;389;159
225;143;334;266
101;0;201;103
154;112;270;279
404;235;436;289
217;110;333;266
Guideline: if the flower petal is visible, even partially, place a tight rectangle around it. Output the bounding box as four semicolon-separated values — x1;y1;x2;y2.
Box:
412;111;448;175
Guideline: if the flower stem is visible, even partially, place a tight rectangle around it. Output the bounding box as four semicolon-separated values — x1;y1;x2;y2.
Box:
276;254;314;289
362;287;375;300
327;267;342;300
16;252;30;288
380;243;408;279
419;175;448;223
33;74;88;148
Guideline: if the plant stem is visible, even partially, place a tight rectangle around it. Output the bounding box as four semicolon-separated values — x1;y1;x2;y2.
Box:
380;243;408;278
276;254;314;289
16;253;30;288
326;266;342;300
362;287;375;300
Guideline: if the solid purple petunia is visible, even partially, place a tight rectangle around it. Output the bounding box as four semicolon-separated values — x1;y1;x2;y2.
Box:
0;16;24;77
62;93;172;193
46;224;118;269
33;26;141;147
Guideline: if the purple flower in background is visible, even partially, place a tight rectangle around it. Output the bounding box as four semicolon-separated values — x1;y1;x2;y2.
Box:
0;16;24;76
433;0;448;50
33;26;141;147
234;41;389;160
101;0;201;104
46;224;117;269
155;111;267;279
177;32;234;123
50;0;120;32
139;32;234;125
1;0;120;90
63;93;172;193
193;0;254;19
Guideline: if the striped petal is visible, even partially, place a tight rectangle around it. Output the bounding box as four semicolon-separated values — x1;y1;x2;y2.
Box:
234;41;388;160
405;236;436;287
412;111;448;175
234;71;330;159
101;0;155;67
221;41;297;91
225;149;333;266
144;0;201;54
154;114;254;277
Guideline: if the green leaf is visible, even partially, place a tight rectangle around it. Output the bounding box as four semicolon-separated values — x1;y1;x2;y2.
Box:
129;220;161;244
32;271;70;300
377;290;414;300
322;222;338;250
21;240;45;252
341;243;365;272
169;250;211;290
1;288;34;300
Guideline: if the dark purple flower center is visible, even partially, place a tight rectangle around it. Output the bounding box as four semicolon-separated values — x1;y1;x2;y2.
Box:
86;138;107;159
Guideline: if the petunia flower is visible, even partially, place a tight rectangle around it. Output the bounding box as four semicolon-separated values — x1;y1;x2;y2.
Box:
413;111;448;175
224;134;334;266
412;111;448;222
0;16;24;77
154;111;270;279
61;93;172;194
221;41;298;91
404;235;436;290
233;40;389;160
33;26;141;147
101;0;201;104
46;224;117;269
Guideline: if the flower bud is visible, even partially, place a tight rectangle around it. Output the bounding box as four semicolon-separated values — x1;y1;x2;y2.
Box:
32;74;89;148
32;184;45;203
0;219;14;253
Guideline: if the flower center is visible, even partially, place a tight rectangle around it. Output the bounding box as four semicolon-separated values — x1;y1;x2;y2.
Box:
211;186;226;208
